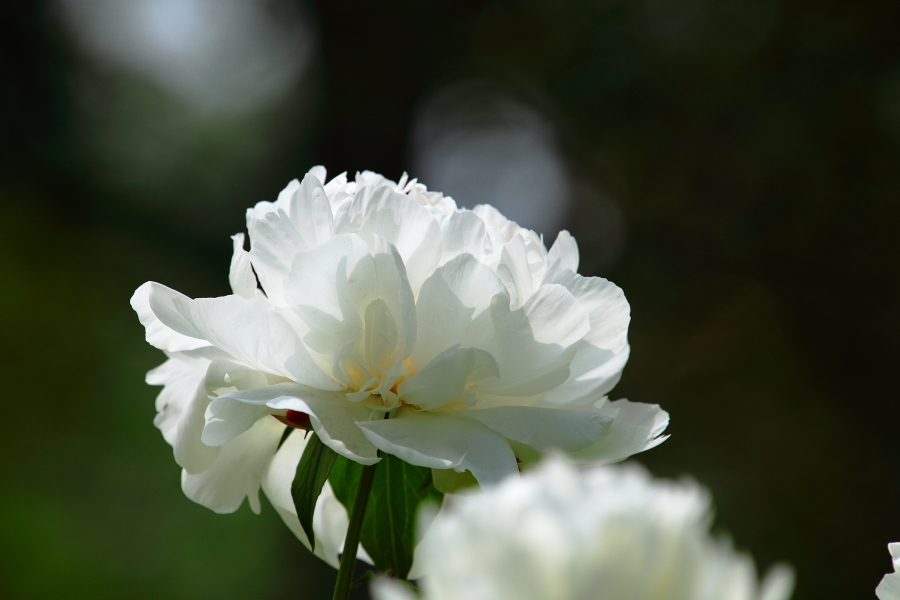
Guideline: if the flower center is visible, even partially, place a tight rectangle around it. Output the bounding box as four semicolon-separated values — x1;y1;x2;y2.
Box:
343;357;414;411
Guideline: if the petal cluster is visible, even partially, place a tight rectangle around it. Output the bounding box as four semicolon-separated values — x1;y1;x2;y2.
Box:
877;544;900;600
373;457;794;600
131;167;668;533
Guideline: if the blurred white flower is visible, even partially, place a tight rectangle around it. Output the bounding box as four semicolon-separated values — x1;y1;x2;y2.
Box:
131;167;667;525
373;457;794;600
877;543;900;600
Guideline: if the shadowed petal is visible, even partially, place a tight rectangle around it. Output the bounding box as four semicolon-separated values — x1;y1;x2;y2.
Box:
358;410;518;486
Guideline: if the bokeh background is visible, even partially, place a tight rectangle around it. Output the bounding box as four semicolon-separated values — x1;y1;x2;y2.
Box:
2;0;898;598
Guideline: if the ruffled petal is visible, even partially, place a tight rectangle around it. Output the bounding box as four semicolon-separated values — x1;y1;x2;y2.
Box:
261;428;373;568
546;230;579;273
358;409;518;486
411;253;508;369
569;399;669;464
543;267;630;354
397;346;498;411
228;233;257;299
284;234;416;370
287;172;334;247
466;405;610;453
261;385;381;465
181;415;283;514
146;282;338;390
131;282;210;352
335;185;442;294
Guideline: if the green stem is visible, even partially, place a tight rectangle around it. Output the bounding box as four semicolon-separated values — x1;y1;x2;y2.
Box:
332;459;379;600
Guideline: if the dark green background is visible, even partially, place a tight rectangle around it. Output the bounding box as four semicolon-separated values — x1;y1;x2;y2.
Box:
2;1;898;598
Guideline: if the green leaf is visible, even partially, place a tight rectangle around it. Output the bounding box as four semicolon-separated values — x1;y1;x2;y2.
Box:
290;432;339;552
330;454;443;579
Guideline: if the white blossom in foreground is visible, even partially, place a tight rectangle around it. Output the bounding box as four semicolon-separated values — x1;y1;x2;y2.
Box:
877;544;900;600
374;457;794;600
131;167;668;519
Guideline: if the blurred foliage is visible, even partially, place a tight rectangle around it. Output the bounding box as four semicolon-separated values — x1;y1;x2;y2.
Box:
2;0;899;599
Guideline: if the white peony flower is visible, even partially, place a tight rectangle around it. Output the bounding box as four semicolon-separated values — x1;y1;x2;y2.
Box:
372;457;794;600
131;167;668;519
877;543;900;600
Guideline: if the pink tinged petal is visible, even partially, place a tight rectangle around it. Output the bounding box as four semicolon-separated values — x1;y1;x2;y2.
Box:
569;399;670;464
357;410;518;486
547;230;579;273
397;346;498;411
146;283;339;390
181;415;283;514
228;233;257;299
261;429;372;569
466;405;611;453
131;282;210;352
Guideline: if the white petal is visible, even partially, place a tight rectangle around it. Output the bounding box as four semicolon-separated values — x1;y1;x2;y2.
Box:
544;268;630;353
411;254;508;368
414;256;579;399
171;370;219;474
370;579;418;600
261;427;372;568
260;384;381;465
203;396;271;447
546;230;579;273
285;234;416;368
440;210;489;265
275;178;301;210
288;172;334;247
500;234;535;305
181;415;283;514
147;283;338;389
569;399;670;464
308;165;327;183
228;233;257;299
147;348;219;447
878;543;900;600
466;405;610;453
131;282;210;352
358;410;518;486
538;343;627;407
336;185;442;293
397;346;498;411
246;205;308;304
759;564;795;600
521;283;589;347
